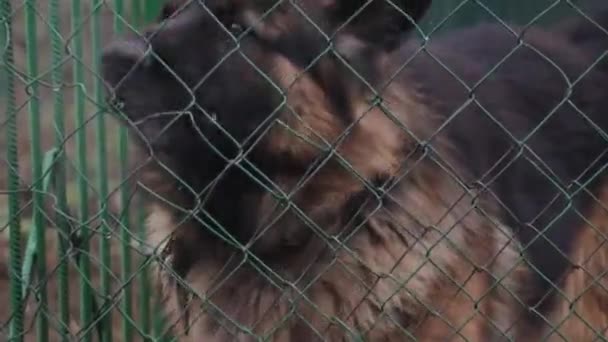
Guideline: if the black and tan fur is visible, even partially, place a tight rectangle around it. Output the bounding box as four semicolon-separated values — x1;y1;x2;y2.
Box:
100;0;608;340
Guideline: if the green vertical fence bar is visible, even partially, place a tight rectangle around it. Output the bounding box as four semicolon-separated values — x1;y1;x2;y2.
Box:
153;296;168;341
111;0;135;340
1;0;24;340
140;3;163;340
143;0;163;23
70;0;92;341
91;0;113;341
131;0;142;27
24;0;48;341
119;131;133;337
137;204;152;341
49;0;71;340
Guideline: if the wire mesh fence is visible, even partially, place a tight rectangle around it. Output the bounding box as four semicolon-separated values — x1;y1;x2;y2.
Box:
1;0;608;341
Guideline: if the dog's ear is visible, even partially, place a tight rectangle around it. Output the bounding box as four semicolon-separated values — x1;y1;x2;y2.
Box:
320;0;432;51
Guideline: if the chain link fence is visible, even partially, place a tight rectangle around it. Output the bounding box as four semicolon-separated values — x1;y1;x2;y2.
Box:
1;0;607;341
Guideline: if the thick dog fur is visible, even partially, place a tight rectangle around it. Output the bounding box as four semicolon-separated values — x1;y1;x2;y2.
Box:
101;0;608;340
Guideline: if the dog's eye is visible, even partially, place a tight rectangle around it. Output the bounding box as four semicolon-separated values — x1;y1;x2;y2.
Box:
160;6;174;21
159;1;179;21
215;5;245;37
229;23;244;36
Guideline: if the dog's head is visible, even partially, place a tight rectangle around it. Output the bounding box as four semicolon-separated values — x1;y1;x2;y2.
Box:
101;0;431;257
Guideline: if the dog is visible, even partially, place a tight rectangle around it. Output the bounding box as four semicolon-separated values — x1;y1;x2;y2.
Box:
100;0;608;340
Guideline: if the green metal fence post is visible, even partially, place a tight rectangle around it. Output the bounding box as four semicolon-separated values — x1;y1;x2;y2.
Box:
91;0;113;341
48;0;71;340
1;0;24;340
110;0;136;340
24;0;48;341
142;0;164;23
70;0;93;340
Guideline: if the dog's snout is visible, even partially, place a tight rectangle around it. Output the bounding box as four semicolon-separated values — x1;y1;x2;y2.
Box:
101;38;151;88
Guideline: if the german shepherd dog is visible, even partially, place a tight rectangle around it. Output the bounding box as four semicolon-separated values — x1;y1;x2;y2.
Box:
100;0;608;340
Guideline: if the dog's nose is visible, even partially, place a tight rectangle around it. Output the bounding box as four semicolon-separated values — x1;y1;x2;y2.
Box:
101;38;150;88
